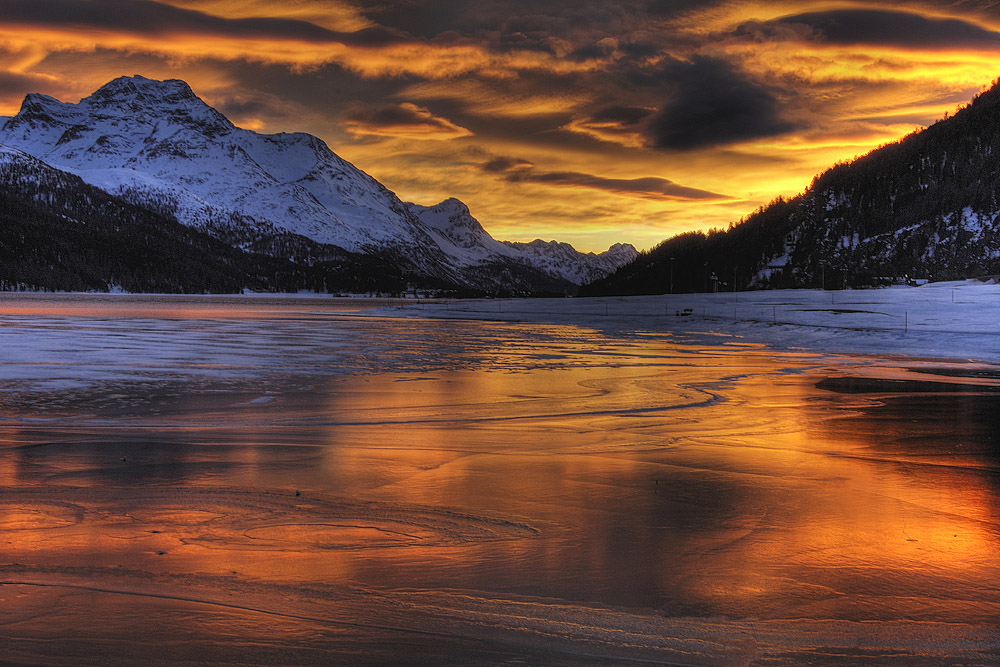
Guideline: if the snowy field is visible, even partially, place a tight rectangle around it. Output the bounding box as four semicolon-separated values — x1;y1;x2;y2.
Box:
376;279;1000;364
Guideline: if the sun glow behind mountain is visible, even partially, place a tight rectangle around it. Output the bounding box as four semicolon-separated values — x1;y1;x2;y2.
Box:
2;1;1000;251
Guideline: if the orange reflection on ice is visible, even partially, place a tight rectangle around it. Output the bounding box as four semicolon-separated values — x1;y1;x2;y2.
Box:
2;321;1000;646
0;293;395;319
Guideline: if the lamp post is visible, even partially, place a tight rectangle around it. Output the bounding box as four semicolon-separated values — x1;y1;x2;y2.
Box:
670;257;675;294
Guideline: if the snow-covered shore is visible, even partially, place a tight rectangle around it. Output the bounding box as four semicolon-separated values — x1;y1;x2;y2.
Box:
374;280;1000;364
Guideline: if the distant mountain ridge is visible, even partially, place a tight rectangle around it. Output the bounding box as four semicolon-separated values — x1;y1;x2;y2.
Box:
409;197;637;286
0;75;636;294
584;77;1000;296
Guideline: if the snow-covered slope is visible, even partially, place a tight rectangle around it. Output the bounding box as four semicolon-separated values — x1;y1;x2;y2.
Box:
0;75;635;289
407;198;520;264
407;198;638;284
0;144;42;170
504;239;638;286
0;77;445;261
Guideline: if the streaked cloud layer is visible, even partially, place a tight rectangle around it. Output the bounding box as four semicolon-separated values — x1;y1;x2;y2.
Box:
2;1;1000;250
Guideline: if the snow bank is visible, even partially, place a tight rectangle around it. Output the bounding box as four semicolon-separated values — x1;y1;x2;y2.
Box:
371;280;1000;364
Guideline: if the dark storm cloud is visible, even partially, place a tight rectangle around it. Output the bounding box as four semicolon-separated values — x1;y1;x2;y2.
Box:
0;70;51;98
563;105;654;146
589;106;652;126
482;155;534;172
644;0;729;18
405;52;798;155
639;56;796;151
496;14;567;54
569;40;618;62
338;26;417;47
343;102;471;138
352;0;678;53
619;40;661;60
355;0;570;37
483;153;725;200
346;103;423;127
516;171;725;200
210;93;310;127
354;0;489;39
219;61;413;113
0;0;414;46
213;97;275;118
751;9;1000;49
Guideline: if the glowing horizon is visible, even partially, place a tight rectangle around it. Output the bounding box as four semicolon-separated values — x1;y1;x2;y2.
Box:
1;1;999;252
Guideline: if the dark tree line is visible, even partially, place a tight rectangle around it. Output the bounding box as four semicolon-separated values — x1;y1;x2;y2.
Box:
582;197;797;295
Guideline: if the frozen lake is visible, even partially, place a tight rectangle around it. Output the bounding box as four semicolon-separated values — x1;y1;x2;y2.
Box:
2;293;1000;665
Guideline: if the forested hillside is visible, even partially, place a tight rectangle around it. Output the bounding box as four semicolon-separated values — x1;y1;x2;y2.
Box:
584;78;1000;296
0;152;427;294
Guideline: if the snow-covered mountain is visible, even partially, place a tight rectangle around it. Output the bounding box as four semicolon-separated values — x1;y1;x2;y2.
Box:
0;75;635;293
0;142;349;294
408;197;637;285
504;240;639;286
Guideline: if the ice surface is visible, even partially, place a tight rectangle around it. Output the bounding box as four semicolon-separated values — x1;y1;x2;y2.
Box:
2;290;1000;665
372;280;1000;363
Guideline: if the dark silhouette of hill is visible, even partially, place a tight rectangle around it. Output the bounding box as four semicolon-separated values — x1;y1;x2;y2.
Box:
583;78;1000;295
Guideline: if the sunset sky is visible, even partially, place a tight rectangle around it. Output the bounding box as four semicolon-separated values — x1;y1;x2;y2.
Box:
2;1;1000;252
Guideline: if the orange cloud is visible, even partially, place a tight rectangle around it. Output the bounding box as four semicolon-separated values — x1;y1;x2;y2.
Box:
344;102;472;140
3;0;1000;253
401;76;591;118
562;111;651;148
0;0;595;81
158;0;374;32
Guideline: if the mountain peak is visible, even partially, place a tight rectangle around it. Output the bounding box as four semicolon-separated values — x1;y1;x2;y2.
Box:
408;198;486;240
17;92;61;114
11;77;202;122
21;92;60;107
0;75;637;293
86;75;197;106
437;197;470;213
76;75;234;134
606;242;638;255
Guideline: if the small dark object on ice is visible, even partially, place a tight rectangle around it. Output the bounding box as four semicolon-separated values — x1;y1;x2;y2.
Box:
295;490;301;496
120;456;127;462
